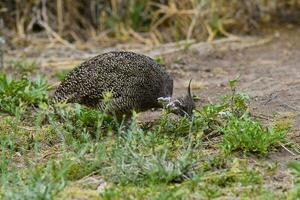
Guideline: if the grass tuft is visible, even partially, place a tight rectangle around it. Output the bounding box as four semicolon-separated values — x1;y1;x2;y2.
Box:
9;59;38;74
221;114;286;155
0;73;50;116
0;72;294;199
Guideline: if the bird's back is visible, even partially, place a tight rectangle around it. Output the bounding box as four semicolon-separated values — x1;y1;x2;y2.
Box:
52;51;173;113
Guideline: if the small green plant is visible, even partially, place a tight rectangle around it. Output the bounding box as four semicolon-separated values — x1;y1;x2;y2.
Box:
204;158;262;187
214;77;287;155
154;56;165;65
54;70;70;81
129;0;150;30
0;73;50;116
1;157;76;200
287;161;300;198
97;112;198;185
9;59;38;73
194;103;226;135
222;75;250;116
221;114;286;155
48;104;117;139
183;40;192;50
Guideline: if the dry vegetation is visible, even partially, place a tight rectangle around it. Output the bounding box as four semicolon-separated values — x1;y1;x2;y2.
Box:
1;0;300;46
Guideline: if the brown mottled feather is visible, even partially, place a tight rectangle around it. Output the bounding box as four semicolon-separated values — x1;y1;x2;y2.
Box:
52;51;173;115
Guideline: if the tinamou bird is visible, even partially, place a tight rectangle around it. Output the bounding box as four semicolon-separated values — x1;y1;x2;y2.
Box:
52;51;195;117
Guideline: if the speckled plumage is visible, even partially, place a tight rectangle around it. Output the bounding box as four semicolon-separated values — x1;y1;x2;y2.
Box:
52;51;174;115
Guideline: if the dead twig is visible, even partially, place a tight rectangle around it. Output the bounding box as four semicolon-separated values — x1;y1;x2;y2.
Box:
203;130;220;141
279;103;299;112
35;0;74;49
280;142;296;156
56;0;64;36
250;113;270;120
263;92;278;105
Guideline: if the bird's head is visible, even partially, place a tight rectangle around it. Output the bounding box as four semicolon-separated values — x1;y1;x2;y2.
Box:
158;79;195;118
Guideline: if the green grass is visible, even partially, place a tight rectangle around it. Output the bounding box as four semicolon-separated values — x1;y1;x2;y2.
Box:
287;161;300;198
154;56;165;65
0;71;297;199
220;114;286;155
9;59;38;73
0;73;50;116
54;70;71;81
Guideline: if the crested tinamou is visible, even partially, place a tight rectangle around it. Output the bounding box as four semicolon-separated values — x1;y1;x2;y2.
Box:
52;51;195;117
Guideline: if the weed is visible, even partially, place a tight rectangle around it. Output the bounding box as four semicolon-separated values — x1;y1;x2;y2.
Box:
128;0;151;30
220;114;286;155
98;112;198;185
195;103;226;135
1;157;73;200
154;56;165;65
9;59;38;73
192;77;288;156
54;69;70;81
44;104;118;151
287;161;300;199
222;75;250;116
183;40;192;50
0;73;50;116
272;112;295;132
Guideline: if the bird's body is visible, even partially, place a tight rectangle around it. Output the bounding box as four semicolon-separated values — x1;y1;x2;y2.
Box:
52;51;174;115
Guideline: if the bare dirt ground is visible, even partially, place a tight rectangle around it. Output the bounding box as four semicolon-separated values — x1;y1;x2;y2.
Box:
140;26;299;137
159;27;300;194
166;28;300;134
5;26;300;197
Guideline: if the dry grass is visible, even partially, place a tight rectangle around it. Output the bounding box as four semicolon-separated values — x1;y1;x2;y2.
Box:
0;0;300;46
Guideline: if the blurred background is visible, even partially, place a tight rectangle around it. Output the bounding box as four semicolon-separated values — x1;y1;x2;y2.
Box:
0;0;300;48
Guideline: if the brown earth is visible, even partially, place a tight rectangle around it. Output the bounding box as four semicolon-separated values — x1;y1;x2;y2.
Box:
161;27;300;194
166;28;300;133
